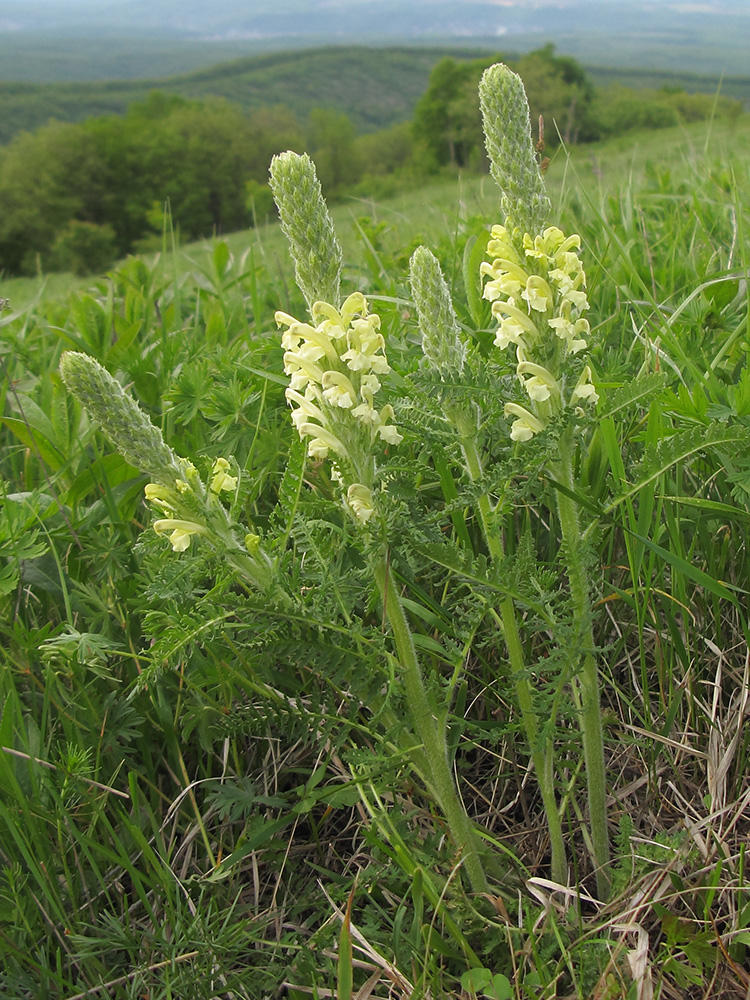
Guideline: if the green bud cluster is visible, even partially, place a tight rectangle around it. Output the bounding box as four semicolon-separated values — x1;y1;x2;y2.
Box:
478;63;551;240
59;351;181;485
409;246;466;381
59;351;277;590
269;151;343;310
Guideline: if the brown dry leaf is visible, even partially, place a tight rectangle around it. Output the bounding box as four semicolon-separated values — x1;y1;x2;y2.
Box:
625;925;653;1000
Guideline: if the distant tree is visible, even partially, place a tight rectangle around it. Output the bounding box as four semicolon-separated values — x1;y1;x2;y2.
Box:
132;97;255;239
590;84;743;140
307;108;362;195
0;121;94;273
515;45;597;145
244;105;305;224
355;121;413;177
246;105;305;183
78;113;154;254
51;220;117;275
412;55;499;171
0;92;277;273
245;179;275;226
412;47;597;173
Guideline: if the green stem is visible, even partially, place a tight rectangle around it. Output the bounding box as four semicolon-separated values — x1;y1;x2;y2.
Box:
490;606;567;884
459;422;567;885
553;429;611;899
373;555;489;896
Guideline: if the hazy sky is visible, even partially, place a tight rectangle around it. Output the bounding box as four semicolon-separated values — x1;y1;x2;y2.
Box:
14;0;728;6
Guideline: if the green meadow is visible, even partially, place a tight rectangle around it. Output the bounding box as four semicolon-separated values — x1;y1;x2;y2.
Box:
2;95;750;1000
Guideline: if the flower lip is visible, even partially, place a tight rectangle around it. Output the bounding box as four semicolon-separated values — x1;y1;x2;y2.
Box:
516;360;559;385
145;483;172;502
285;388;325;422
297;423;347;459
283;351;325;384
321;370;357;409
521;275;554;313
210;457;238;494
516;362;560;403
570;365;599;406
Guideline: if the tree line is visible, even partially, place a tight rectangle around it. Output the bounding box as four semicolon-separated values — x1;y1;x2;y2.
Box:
0;46;742;277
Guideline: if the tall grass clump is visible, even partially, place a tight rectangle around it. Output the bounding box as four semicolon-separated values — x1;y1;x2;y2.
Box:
1;66;750;1000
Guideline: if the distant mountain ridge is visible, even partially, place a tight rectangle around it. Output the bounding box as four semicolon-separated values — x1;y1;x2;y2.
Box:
0;46;490;144
1;0;749;80
0;43;748;149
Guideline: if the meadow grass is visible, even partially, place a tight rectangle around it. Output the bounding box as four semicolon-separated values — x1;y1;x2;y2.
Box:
1;113;750;998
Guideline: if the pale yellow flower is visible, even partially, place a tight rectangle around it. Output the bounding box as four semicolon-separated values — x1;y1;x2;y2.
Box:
487;225;522;264
144;483;175;511
244;532;261;553
484;220;593;443
210;458;238;495
153;518;209;552
516;361;560;403
347;483;376;523
297;423;347;460
522;275;554;313
279;293;402;461
570;366;599;406
377;423;404;445
504;403;545;442
321;371;357;409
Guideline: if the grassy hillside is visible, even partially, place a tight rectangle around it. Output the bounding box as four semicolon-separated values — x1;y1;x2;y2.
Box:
587;64;750;107
5;115;748;310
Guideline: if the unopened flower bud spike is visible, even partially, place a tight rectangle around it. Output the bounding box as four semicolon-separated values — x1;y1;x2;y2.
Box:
60;351;182;486
269;151;343;310
479;63;551;242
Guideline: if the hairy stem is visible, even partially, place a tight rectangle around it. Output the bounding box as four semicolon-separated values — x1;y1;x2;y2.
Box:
552;429;611;899
458;418;567;885
373;554;489;896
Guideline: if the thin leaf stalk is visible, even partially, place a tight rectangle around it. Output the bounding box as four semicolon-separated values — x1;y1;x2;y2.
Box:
552;428;611;899
456;413;567;885
373;554;489;895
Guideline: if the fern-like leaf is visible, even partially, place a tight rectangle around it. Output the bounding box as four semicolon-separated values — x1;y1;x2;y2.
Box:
599;372;668;418
610;423;750;512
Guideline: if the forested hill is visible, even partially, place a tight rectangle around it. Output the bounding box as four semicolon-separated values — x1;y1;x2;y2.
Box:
2;44;750;147
0;46;489;145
